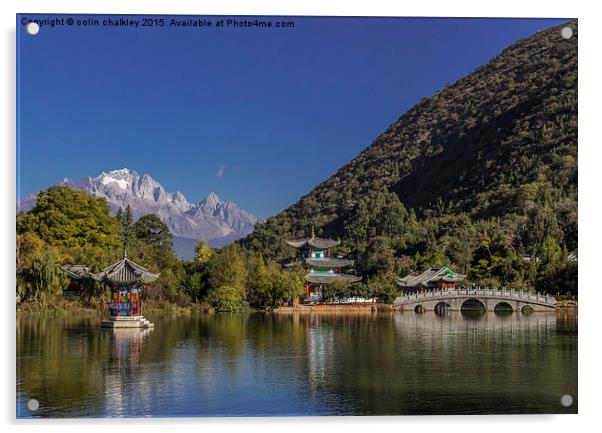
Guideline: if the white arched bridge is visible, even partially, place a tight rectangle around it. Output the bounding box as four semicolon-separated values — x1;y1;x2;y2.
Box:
395;287;557;313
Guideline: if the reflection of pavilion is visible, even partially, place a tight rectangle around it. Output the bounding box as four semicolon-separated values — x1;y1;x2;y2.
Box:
107;328;153;367
103;328;153;416
304;315;335;391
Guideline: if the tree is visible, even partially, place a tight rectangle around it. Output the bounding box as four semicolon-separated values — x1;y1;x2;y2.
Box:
18;249;66;302
358;237;396;276
279;268;306;305
209;243;247;290
207;285;245;312
246;255;271;307
18;186;120;250
368;272;399;303
266;263;305;306
16;232;45;273
116;205;134;252
207;243;247;308
343;199;370;253
194;240;214;265
535;235;567;293
179;261;210;301
133;214;172;249
374;190;407;237
131;213;178;272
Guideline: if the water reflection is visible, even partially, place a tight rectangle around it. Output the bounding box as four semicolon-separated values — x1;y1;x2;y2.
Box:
17;310;577;417
103;328;153;417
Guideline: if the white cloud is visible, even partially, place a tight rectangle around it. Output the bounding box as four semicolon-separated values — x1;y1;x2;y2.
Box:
216;164;225;178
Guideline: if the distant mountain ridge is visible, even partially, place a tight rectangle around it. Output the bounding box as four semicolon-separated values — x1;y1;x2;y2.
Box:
18;168;258;256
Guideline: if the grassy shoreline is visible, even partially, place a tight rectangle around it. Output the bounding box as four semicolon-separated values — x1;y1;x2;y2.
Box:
16;296;216;317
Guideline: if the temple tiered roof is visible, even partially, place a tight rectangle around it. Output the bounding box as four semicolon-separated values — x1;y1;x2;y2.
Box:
285;237;340;249
305;258;354;268
284;229;362;292
305;273;362;284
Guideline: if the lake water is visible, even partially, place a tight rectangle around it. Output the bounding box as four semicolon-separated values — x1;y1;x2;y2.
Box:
17;310;577;417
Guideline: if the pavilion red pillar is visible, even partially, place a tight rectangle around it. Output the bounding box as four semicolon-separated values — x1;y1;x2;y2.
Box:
137;291;141;316
129;292;133;316
117;292;121;316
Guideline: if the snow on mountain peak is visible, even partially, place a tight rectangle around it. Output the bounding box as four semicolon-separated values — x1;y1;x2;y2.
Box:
206;191;220;204
17;168;258;251
100;174;129;189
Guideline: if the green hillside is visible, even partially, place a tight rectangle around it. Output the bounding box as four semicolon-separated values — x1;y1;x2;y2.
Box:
241;21;577;294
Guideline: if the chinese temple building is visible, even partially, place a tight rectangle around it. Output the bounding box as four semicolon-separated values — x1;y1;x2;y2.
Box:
63;252;158;329
285;228;362;302
396;266;466;293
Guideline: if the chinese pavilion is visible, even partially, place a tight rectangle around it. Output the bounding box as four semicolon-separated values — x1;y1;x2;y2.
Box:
98;253;158;325
396;266;466;293
285;227;361;302
63;252;158;328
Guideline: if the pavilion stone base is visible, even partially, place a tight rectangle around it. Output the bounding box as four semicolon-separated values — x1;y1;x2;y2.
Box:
101;316;154;329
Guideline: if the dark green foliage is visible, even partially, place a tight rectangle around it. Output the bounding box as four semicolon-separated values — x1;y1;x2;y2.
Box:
207;285;245;312
368;273;400;303
240;21;577;295
18;249;67;302
116;205;134;252
17;185;120;252
133;214;172;249
16;186;123;301
179;261;210;302
130;214;179;276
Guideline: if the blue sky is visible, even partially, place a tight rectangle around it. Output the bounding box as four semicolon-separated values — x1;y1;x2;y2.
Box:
17;15;568;218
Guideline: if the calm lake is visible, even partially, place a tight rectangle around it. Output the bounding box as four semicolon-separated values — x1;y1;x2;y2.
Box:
17;310;577;417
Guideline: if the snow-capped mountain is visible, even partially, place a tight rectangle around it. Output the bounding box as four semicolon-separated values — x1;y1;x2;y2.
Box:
18;168;258;255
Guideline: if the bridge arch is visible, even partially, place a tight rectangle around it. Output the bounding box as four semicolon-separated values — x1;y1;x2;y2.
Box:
434;301;451;315
414;305;424;314
494;301;514;314
521;305;535;315
460;298;486;313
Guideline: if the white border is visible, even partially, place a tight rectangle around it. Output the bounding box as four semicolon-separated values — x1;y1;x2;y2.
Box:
2;1;599;432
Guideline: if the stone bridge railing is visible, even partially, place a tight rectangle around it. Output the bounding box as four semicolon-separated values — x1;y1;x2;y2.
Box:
395;287;557;307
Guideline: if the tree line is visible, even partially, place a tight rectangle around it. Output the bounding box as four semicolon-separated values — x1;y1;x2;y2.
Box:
16;185;307;311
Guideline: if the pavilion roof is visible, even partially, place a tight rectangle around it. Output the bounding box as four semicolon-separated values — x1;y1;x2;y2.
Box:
305;273;362;284
94;256;159;284
285;237;340;250
397;267;465;287
61;265;93;280
305;258;354;268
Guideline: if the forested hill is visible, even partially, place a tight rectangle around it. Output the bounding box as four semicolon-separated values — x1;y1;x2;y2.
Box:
241;21;577;293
